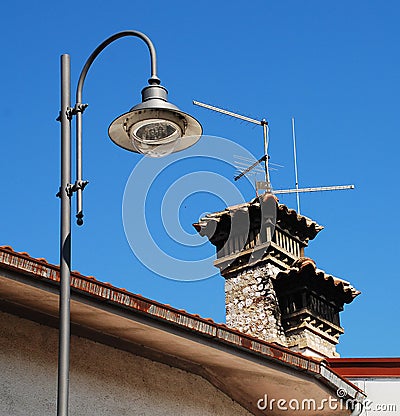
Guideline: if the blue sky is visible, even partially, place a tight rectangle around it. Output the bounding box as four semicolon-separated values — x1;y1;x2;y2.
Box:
1;1;399;357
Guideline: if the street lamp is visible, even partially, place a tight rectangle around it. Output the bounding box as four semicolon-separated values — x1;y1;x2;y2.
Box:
58;30;202;416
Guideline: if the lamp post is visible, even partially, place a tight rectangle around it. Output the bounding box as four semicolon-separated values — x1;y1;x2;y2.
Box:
58;30;202;416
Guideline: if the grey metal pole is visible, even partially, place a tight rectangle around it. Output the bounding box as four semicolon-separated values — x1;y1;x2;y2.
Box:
58;53;72;416
57;32;159;415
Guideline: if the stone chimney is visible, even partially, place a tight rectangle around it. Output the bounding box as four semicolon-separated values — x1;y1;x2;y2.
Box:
193;195;360;358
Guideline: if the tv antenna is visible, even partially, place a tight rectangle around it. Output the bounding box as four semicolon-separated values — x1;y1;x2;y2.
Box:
193;100;272;192
193;100;354;214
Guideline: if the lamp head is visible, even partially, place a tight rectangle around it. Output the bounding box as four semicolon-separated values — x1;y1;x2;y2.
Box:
108;81;202;158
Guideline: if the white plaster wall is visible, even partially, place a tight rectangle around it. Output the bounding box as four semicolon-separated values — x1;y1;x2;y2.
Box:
0;312;252;416
349;378;400;416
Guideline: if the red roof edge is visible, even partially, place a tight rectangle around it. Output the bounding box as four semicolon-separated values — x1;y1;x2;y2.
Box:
327;358;400;378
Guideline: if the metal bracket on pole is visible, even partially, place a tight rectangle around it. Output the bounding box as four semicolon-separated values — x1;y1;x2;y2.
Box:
66;107;75;121
56;107;75;122
56;186;72;199
56;104;88;122
72;103;88;115
73;180;89;192
57;180;89;199
65;180;89;198
65;184;74;198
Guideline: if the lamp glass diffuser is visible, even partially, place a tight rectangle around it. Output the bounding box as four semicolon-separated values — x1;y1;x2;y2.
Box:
109;108;202;158
133;119;181;142
128;118;182;157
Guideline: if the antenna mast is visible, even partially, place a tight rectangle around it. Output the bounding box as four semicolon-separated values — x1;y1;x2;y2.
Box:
262;120;271;192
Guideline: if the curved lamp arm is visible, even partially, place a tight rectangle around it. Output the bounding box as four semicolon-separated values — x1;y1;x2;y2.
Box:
76;30;160;104
74;30;160;225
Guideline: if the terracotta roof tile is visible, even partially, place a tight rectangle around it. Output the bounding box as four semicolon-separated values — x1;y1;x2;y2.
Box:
36;258;49;263
276;257;360;302
194;200;323;242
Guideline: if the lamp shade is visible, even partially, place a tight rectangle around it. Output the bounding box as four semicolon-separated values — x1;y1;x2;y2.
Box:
108;84;202;158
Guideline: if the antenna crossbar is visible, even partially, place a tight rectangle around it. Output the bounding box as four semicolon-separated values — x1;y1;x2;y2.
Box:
193;100;266;126
273;185;355;195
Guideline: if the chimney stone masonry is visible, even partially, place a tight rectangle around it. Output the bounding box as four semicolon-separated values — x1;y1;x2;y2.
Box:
225;263;287;345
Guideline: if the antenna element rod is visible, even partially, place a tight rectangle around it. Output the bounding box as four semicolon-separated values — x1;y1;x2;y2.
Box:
234;155;267;181
292;117;301;213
